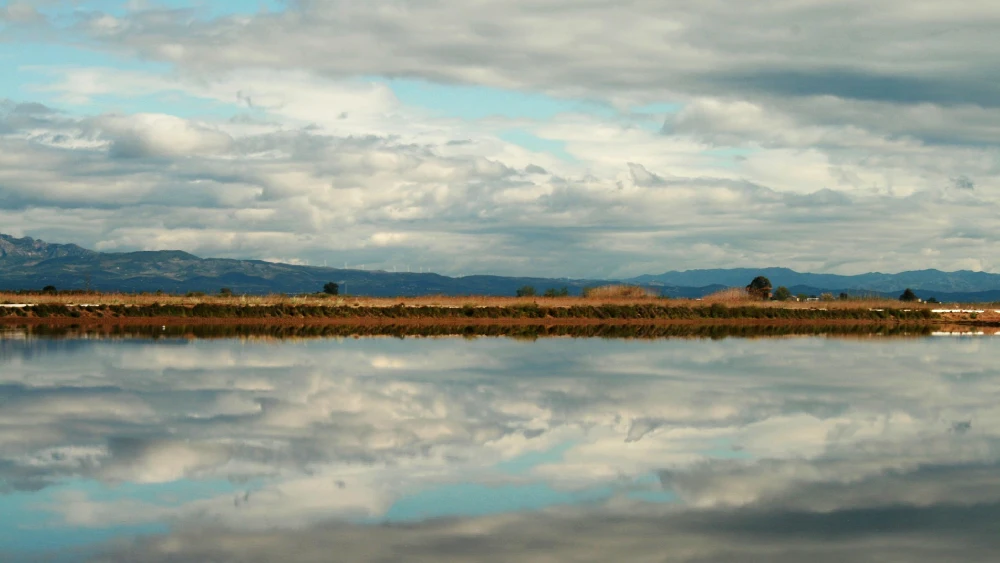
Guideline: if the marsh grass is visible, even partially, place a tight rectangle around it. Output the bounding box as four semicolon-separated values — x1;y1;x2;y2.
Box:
0;290;950;314
7;323;940;341
582;285;660;299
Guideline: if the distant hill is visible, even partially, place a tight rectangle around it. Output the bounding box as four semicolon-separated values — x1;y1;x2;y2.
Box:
2;234;999;301
0;234;616;297
629;267;1000;295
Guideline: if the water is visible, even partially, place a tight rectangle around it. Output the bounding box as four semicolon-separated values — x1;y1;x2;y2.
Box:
1;330;999;561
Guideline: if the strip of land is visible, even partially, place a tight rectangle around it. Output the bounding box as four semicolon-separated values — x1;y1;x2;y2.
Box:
2;292;996;326
2;322;973;341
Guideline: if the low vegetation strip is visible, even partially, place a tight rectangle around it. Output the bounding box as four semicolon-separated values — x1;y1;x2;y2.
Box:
0;302;938;321
3;323;940;341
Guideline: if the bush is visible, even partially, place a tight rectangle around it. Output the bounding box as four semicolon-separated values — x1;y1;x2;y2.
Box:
746;276;772;300
543;287;569;297
516;286;537;297
323;282;340;295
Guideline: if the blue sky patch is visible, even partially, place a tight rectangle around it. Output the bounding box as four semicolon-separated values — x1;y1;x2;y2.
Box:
386;78;617;121
499;130;577;162
0;477;247;557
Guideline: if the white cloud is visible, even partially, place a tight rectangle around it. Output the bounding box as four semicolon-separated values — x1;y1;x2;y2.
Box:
3;1;1000;275
88;113;234;158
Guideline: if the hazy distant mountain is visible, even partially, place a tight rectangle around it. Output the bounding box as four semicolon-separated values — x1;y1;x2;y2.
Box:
0;234;611;297
629;267;1000;294
2;234;999;301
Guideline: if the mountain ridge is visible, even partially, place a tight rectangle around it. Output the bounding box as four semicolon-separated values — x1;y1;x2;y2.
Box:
627;267;1000;293
2;234;1000;300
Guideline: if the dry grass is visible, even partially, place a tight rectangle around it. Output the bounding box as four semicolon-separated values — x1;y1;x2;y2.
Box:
582;285;659;299
0;292;667;308
701;287;756;304
0;290;958;310
682;287;940;310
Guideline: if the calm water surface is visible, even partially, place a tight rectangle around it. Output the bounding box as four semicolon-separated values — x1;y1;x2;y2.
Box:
1;331;999;561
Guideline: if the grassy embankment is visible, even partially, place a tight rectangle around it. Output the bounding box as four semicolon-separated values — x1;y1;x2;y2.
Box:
4;323;952;341
4;285;994;325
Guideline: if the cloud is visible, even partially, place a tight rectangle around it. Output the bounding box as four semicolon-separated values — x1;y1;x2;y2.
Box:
75;1;1000;107
88;499;1000;562
87;113;234;158
2;2;1000;275
0;1;44;24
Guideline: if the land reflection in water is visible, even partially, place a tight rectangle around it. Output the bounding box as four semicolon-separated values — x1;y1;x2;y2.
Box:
0;321;973;341
1;331;998;561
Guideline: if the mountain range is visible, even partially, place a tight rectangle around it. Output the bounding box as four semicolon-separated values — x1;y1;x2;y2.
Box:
3;233;1000;301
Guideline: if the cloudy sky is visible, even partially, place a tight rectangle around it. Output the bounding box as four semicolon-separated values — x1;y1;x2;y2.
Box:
2;334;999;560
1;0;999;277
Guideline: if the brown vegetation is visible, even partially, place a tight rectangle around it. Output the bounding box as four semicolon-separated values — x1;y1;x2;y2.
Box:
1;322;951;342
0;290;984;319
581;285;659;299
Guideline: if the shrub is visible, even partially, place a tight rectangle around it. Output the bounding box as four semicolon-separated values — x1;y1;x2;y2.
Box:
323;282;340;295
516;286;537;297
746;276;772;300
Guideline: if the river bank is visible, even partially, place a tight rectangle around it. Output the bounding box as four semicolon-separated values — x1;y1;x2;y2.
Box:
0;302;941;323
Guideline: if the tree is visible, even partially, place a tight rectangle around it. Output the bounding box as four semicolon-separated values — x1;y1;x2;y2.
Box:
516;285;537;297
926;297;940;304
899;288;918;302
820;293;834;301
543;287;569;297
42;285;57;294
219;287;233;296
774;286;792;301
746;276;772;300
796;293;808;301
839;292;850;301
323;282;340;295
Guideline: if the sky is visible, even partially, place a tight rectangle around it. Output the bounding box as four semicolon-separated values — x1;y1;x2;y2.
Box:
2;335;999;560
1;1;999;277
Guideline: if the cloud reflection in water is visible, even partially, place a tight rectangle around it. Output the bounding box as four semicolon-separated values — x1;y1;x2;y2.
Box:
0;333;998;561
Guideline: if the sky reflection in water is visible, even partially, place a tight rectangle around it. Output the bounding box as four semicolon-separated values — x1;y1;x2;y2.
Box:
1;331;999;561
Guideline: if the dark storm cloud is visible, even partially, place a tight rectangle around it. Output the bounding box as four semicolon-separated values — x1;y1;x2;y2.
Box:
88;500;1000;562
712;70;1000;108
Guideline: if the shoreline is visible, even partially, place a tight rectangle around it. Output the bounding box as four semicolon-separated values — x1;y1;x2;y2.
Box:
0;302;944;323
0;316;940;327
1;319;977;341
